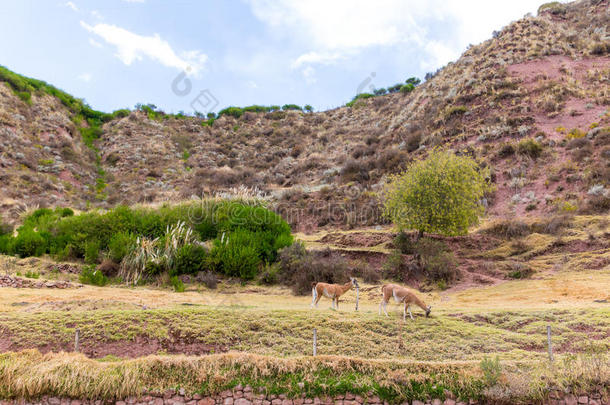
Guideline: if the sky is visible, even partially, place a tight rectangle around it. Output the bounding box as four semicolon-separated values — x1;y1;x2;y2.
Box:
0;0;546;115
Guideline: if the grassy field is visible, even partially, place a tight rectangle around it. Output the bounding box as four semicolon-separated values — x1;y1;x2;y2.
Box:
0;215;608;402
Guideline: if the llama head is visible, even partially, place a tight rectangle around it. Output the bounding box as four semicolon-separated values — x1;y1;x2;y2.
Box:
425;305;432;317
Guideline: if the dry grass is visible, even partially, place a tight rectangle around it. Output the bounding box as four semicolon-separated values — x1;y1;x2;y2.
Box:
0;350;607;402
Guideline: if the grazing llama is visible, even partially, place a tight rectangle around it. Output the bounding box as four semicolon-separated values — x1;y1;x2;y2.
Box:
311;277;359;309
379;283;431;320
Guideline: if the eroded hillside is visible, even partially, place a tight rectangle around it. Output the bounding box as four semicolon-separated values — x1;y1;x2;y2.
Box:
0;0;608;229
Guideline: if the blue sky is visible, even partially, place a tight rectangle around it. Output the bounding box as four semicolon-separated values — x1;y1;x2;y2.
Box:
0;0;544;115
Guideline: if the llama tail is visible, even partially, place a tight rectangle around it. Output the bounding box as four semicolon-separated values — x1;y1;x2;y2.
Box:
311;284;318;307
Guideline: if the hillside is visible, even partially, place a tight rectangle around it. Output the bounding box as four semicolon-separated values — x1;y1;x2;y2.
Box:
1;0;609;229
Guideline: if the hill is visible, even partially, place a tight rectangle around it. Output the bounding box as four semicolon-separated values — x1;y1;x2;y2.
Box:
1;1;609;230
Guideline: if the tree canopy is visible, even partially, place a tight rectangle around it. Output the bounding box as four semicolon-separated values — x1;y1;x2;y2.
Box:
382;149;491;236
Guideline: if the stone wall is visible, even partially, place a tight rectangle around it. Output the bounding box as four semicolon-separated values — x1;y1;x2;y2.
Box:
0;386;607;405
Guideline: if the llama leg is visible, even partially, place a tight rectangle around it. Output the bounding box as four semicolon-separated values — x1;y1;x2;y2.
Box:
408;305;414;320
383;301;389;316
403;303;407;321
379;300;382;315
336;298;339;310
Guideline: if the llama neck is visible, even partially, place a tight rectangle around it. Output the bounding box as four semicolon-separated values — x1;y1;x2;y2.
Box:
340;281;352;294
411;295;428;311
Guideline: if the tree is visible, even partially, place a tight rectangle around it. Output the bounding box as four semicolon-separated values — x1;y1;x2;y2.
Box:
405;77;421;86
382;149;491;237
304;104;313;113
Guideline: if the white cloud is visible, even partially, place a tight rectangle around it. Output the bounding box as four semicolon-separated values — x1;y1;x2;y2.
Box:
90;10;103;20
80;21;207;76
64;1;78;12
77;73;92;82
247;0;539;71
291;51;345;68
88;38;103;48
302;66;316;85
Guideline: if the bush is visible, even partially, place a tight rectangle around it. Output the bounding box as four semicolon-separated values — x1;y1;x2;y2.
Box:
79;265;108;286
98;258;120;277
507;262;533;279
84;239;101;264
0;235;13;254
444;105;468;119
416;238;458;282
108;232;136;263
382;251;410;282
480;356;502;386
197;271;218;289
383;149;491;237
259;263;279;285
393;232;416;254
497;143;515;158
13;229;47;257
211;231;262;280
484;220;531;239
516;139;542;158
170;275;185;292
400;83;415;94
346;93;374;107
404;132;422;152
277;243;349;295
171;244;207;276
340;159;370;183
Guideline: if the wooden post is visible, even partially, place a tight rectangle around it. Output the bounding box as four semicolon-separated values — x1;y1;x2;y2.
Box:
313;328;317;356
75;328;80;353
355;287;359;311
547;325;553;362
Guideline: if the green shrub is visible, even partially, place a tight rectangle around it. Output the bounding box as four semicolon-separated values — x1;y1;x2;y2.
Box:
346;93;374;107
393;232;416;254
0;235;13;254
84;239;101;264
24;271;39;279
400;83;415;94
171;244;207;276
281;104;302;111
108;232;136;263
212;233;261;280
405;77;421;86
516;139;542;158
13;229;47;257
56;207;74;217
383;149;491;237
7;201;291;283
79;265;108;286
170;275;185;292
480;356;502;386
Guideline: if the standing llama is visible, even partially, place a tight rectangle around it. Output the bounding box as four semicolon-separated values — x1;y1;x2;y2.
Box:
311;277;359;309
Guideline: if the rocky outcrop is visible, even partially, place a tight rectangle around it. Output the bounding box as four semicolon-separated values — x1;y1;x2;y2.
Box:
0;275;81;288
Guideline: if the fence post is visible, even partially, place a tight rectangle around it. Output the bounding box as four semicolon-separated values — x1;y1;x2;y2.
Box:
313;328;317;356
547;325;553;362
75;328;80;353
355;287;359;311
